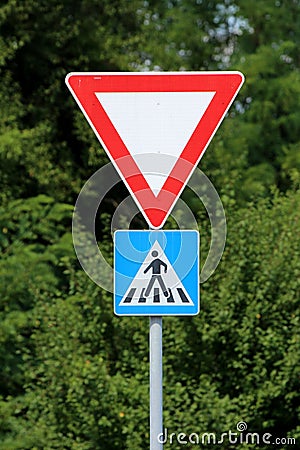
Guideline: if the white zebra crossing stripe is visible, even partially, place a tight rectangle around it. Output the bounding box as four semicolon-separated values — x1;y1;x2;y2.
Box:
120;286;191;305
119;241;193;306
96;91;215;196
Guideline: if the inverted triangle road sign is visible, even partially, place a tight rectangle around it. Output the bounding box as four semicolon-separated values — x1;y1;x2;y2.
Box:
66;72;244;228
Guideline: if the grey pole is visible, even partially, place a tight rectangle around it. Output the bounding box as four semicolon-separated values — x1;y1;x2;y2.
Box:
150;316;163;449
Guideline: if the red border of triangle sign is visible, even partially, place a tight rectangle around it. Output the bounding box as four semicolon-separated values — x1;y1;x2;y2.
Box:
66;72;244;229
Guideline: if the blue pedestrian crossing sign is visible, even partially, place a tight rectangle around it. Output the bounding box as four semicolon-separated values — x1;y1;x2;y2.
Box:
114;230;199;316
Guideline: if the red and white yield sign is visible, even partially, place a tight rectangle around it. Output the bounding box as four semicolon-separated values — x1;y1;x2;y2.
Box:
66;72;244;228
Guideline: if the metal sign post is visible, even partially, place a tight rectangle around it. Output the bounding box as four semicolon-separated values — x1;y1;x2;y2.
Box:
150;316;163;450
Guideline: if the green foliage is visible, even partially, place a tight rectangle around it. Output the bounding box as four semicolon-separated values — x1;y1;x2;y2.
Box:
200;0;300;202
1;189;299;449
0;195;74;402
0;0;299;449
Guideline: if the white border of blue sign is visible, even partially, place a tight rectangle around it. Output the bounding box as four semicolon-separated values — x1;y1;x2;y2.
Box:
114;230;199;316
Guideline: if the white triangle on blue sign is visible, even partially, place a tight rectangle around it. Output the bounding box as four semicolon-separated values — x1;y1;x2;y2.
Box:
119;241;193;306
96;91;215;196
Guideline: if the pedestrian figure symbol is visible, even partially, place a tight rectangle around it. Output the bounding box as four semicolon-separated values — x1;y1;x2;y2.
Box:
144;250;169;297
117;239;195;307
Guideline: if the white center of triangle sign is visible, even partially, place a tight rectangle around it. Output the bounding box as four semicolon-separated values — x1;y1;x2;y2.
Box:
66;71;244;229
